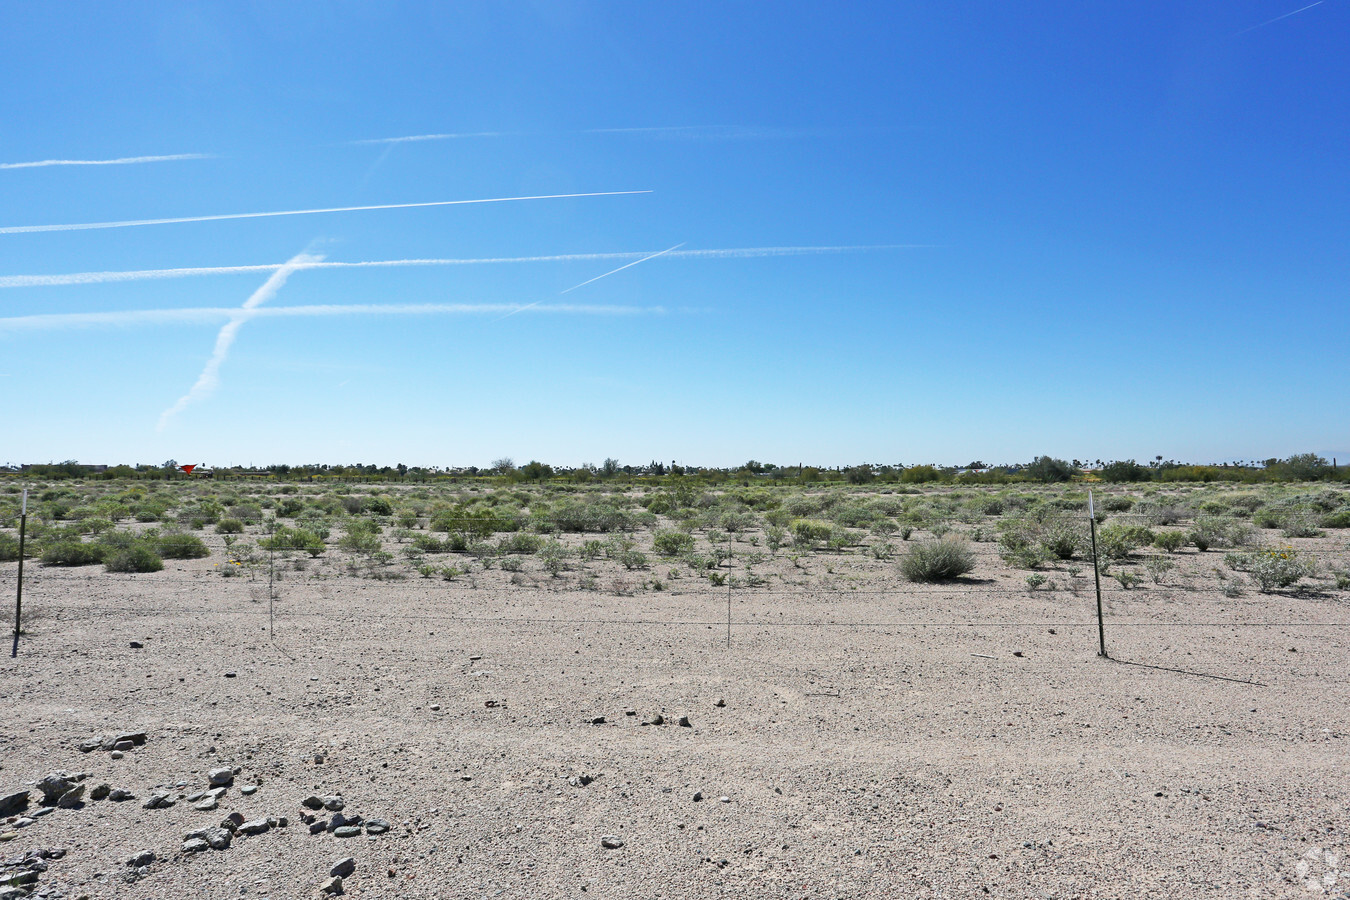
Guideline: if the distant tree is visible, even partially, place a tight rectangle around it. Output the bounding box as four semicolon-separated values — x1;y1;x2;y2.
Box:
601;458;620;477
1100;459;1150;482
1026;456;1077;483
491;457;515;475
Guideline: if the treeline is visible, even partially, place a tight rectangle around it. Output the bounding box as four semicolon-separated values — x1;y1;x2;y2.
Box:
3;453;1345;485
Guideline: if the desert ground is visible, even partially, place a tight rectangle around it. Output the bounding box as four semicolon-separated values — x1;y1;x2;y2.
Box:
2;480;1348;899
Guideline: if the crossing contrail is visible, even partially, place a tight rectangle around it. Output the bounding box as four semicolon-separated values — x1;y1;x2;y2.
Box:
0;245;932;289
0;190;651;235
559;242;686;294
0;302;664;334
0;153;212;170
157;251;321;430
1231;0;1323;36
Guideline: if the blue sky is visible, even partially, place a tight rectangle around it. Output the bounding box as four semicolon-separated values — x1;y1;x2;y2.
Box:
2;1;1346;469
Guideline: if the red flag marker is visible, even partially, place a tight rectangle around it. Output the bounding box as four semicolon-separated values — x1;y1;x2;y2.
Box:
180;464;197;474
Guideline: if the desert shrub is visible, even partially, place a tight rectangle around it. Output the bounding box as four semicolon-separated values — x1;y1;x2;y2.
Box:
1025;573;1046;590
536;540;569;576
618;549;648;570
498;532;543;554
1252;507;1283;529
1143;556;1174;583
1152;531;1187;554
1322;508;1350;529
791;519;835;548
157;533;210;559
763;525;786;553
216;518;245;534
1097;524;1154;560
227;503;263;523
42;541;106;566
0;533;23;562
262;526;325;557
105;545;163;573
1040;518;1088;560
1281;508;1324;538
276;499;304;518
365;496;394;516
1227;547;1316;592
1136;501;1186;526
412;534;447;553
900;536;975;583
339;531;381;554
543;499;632;533
719;510;759;533
653;530;695;557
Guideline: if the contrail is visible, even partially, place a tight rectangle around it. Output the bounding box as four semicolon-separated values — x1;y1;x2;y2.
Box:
560;242;686;294
1231;0;1323;36
0;302;665;334
0;245;932;289
352;126;814;144
0;190;651;235
157;251;320;431
0;153;212;171
350;131;516;144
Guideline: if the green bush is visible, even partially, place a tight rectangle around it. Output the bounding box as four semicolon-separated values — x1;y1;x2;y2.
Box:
791;519;834;548
261;526;326;557
498;533;543;554
1322;508;1350;529
1040;518;1088;560
0;533;24;562
1097;524;1154;560
1234;548;1316;592
105;544;163;573
652;530;695;556
216;518;245;534
900;536;975;583
158;533;210;559
1152;531;1187;553
42;541;106;566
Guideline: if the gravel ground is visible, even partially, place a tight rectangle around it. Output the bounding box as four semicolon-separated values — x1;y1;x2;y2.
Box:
2;537;1349;899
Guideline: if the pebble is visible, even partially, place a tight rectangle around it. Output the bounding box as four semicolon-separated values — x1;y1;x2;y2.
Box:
322;795;345;811
430;704;441;711
90;784;111;801
692;791;704;802
181;837;210;854
714;698;726;707
719;796;731;803
589;716;606;725
365;819;390;835
238;819;270;836
110;751;124;760
333;826;362;838
309;821;328;835
330;857;355;878
601;835;624;850
193;798;218;812
0;792;29;817
319;875;344;895
678;716;692;727
208;768;234;787
222;812;245;831
108;789;134;802
241;785;258;796
302;795;325;810
127;850;155;868
185;826;233;851
142;791;175;810
129;641;143;648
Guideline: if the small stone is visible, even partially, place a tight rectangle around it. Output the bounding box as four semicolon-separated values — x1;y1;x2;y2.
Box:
321;795;345;811
714;698;726;707
56;784;85;808
330;857;355;878
365;819;390;835
185;826;232;851
238;819;270;836
678;715;692;727
319;875;344;895
129;641;143;648
589;716;606;725
90;783;111;801
645;713;665;726
193;798;218;812
241;785;258;796
30;805;55;817
719;795;731;803
624;708;636;716
208;768;234;787
108;789;134;802
38;773;76;806
1;870;38;886
309;820;328;835
333;826;362;838
182;837;209;854
302;795;325;810
314;753;325;764
0;833;16;842
127;850;155;868
277;816;289;827
77;738;103;753
113;731;147;747
692;791;704;802
110;751;124;760
0;791;29;817
224;672;237;678
223;811;245;829
430;704;441;711
11;817;34;829
143;790;175;809
600;835;624;850
112;740;134;752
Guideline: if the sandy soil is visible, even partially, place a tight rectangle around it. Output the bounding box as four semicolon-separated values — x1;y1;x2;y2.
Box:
2;531;1349;899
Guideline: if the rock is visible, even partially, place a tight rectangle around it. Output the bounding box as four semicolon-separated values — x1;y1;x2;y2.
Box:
238;819;270;836
589;716;606;725
319;875;344;895
430;704;441;711
38;774;76;806
241;785;258;796
104;732;147;750
624;708;636;716
223;811;245;829
56;784;85;808
330;857;355;878
568;775;594;788
224;672;237;678
0;833;16;843
302;795;325;810
333;826;362;838
110;751;124;760
678;715;692;727
129;641;143;648
645;713;665;726
143;791;175;810
186;826;232;850
718;795;731;803
601;835;624;849
714;698;726;707
1;871;38;888
182;837;209;854
112;740;134;752
321;795;345;811
30;806;55;817
309;820;328;835
0;791;29;817
208;768;234;787
12;818;34;829
76;739;102;753
365;819;390;835
90;784;110;801
193;797;218;812
108;789;134;802
127;850;155;868
277;816;289;827
692;791;704;802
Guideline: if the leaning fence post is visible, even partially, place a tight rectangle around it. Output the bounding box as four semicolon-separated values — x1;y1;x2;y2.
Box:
10;489;27;658
1089;490;1108;658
